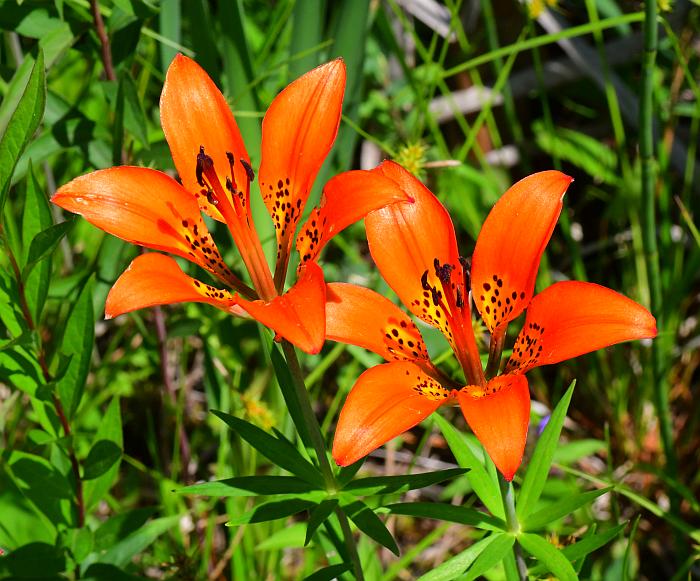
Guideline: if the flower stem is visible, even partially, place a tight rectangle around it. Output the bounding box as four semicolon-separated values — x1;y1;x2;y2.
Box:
280;340;364;580
498;473;527;581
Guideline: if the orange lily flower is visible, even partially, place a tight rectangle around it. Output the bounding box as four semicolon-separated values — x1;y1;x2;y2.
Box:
52;55;409;354
328;161;657;480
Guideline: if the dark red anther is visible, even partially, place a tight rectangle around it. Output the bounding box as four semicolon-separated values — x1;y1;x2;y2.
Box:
240;159;255;182
456;287;464;308
421;270;431;291
225;177;234;193
196;145;214;187
459;255;471;290
434;259;454;284
206;188;218;206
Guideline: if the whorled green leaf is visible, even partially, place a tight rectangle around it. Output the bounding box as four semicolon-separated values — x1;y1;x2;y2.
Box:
91;507;157;553
343;500;399;556
305;498;338;546
433;414;503;517
517;381;576;521
336;457;365;487
386;502;504;532
523;487;612;531
528;522;626;577
56;277;95;419
463;534;515;581
343;468;467;496
211;410;323;487
304;563;351;581
178;475;320;497
417;534;502;581
227;498;317;526
0;48;46;212
519;532;578;581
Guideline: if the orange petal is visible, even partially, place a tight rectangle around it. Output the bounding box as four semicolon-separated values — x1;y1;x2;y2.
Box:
237;261;326;354
506;281;657;374
160;54;250;221
471;171;573;332
457;374;530;481
52;167;237;285
296;169;412;265
106;253;236;318
325;283;430;363
333;361;451;466
365;161;464;338
259;59;346;272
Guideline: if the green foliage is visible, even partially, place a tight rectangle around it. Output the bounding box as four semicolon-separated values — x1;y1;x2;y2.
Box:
1;0;697;578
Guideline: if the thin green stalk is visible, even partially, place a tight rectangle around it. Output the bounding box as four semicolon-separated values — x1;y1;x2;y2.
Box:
280;340;364;580
280;340;335;488
639;0;677;487
498;474;527;580
336;507;365;581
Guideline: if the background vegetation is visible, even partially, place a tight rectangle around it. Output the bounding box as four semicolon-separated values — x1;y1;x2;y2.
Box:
0;0;698;579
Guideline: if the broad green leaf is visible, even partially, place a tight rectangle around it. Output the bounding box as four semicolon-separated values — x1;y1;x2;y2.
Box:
0;271;28;337
56;277;95;418
256;523;306;551
65;526;94;563
0;57;33;136
178;475;319;497
227;498;317;526
433;414;503;517
523;487;612;531
517;381;575;521
121;68;149;148
553;439;606;465
417;534;501;581
386;502;504;532
344;500;399;556
463;534;515;581
529;523;626;577
158;0;181;71
519;533;578;581
82;563;143;580
92;508;157;553
7;450;73;528
84;397;124;510
0;48;46;212
0;542;65;578
21;162;53;322
305;499;338;546
304;564;351;581
84;515;180;569
269;343;312;447
344;468;467;496
21;220;74;281
289;0;323;77
211;410;323;488
82;440;122;481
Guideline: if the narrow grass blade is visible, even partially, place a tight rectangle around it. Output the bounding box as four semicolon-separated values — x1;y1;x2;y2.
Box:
519;533;577;581
517;380;576;521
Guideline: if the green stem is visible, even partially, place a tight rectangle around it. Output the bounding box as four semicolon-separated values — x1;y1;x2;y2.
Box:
280;340;364;580
336;507;365;581
498;473;527;581
640;0;677;491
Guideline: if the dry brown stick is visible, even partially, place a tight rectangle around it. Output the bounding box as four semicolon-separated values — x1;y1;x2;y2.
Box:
90;0;116;82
